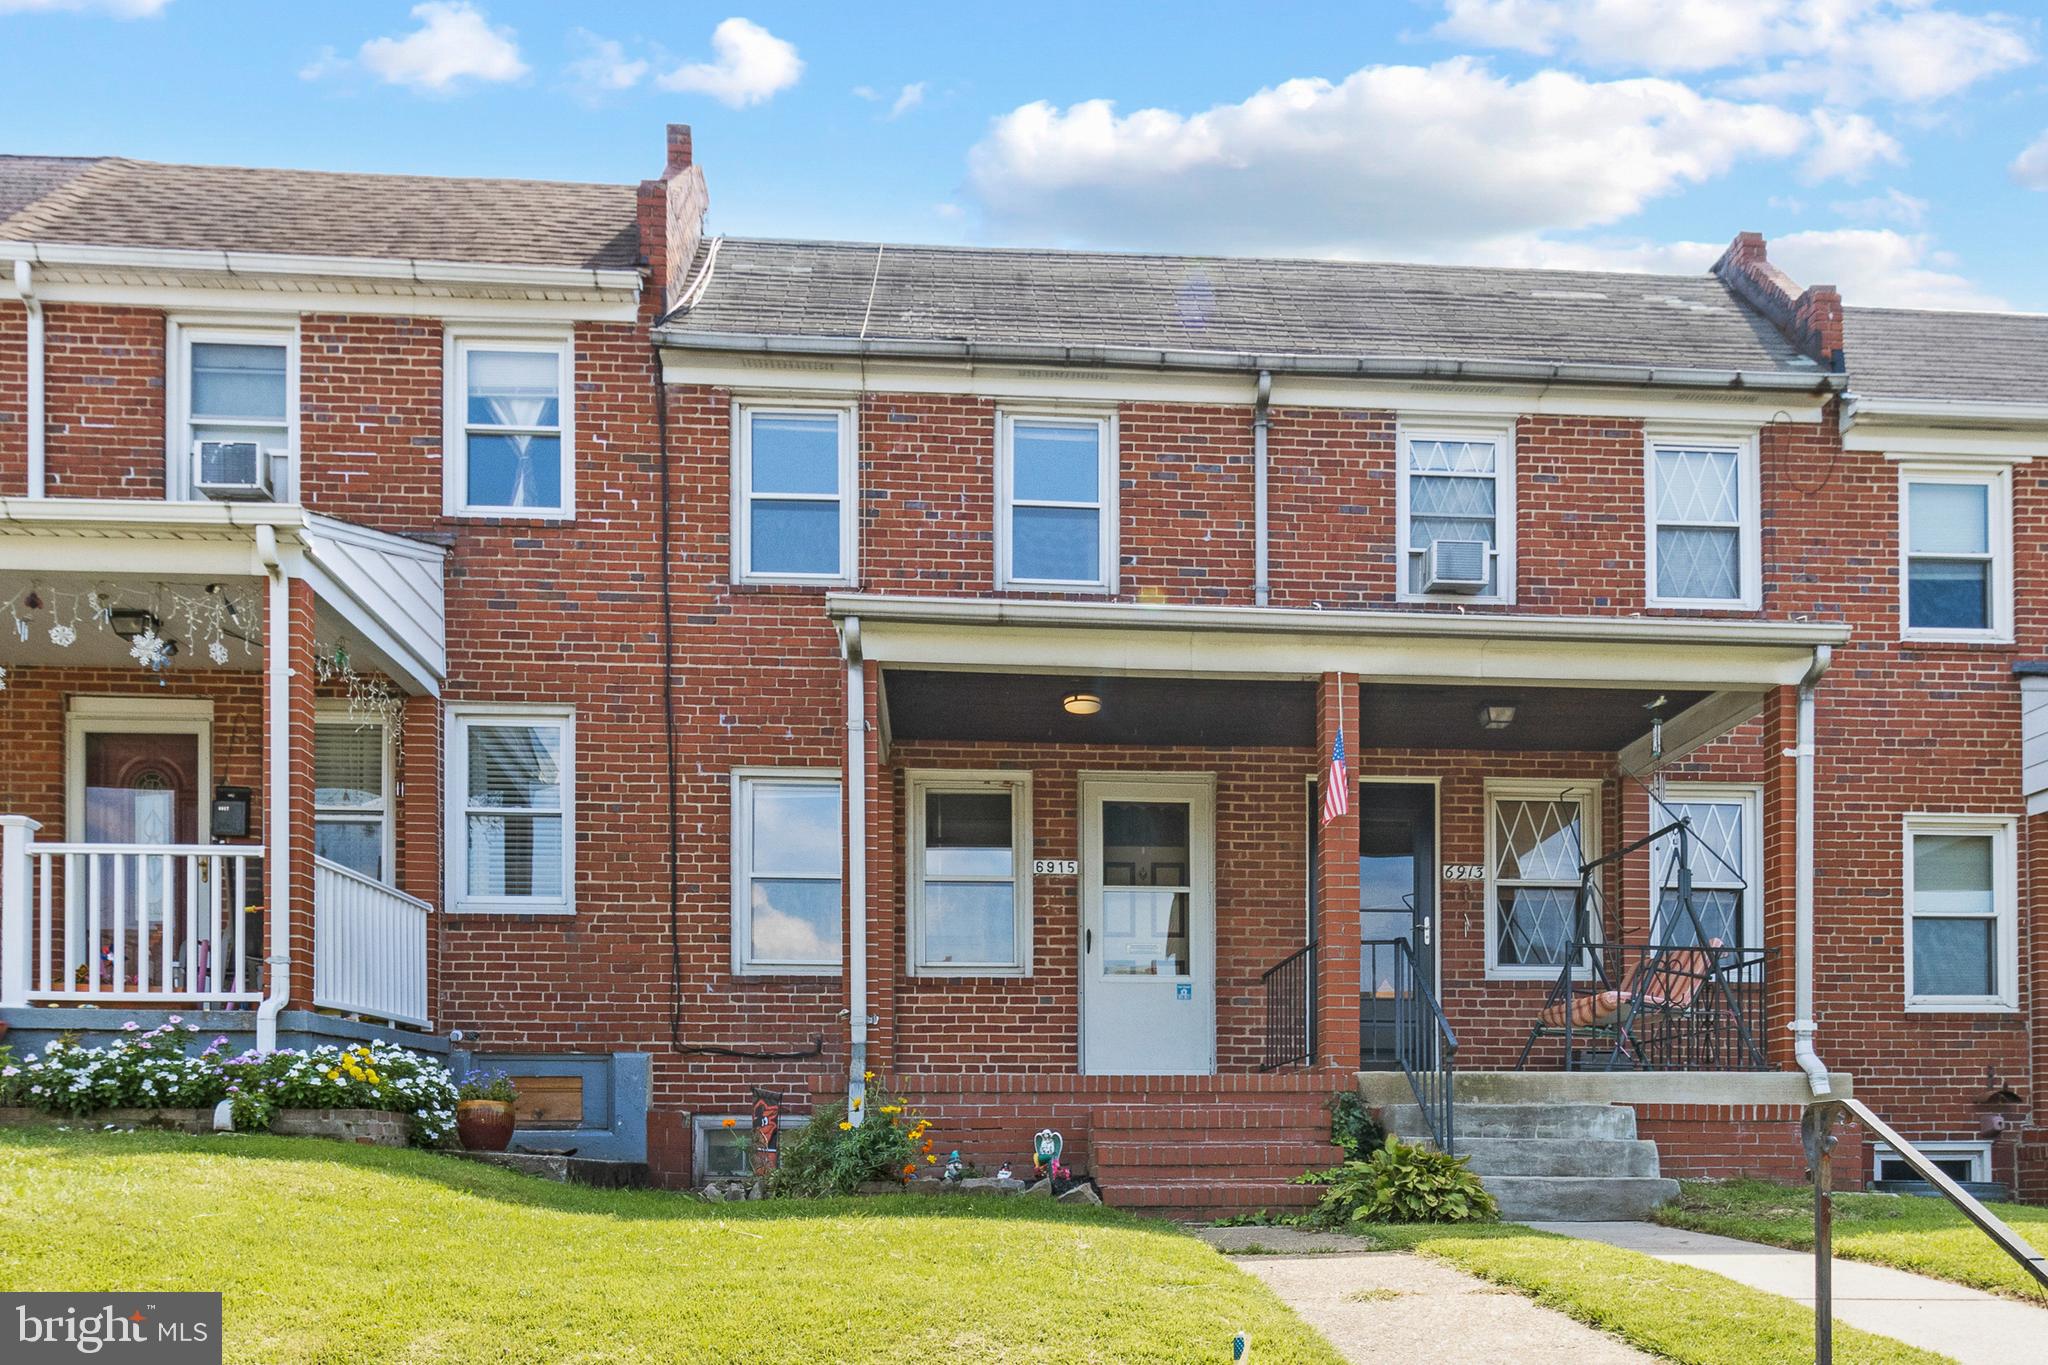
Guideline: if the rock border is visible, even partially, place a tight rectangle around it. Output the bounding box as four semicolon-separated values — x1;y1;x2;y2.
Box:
0;1106;409;1146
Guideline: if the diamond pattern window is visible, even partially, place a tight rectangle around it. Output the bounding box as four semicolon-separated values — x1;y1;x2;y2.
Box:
1401;431;1508;597
1650;443;1750;604
1650;790;1757;949
1488;790;1591;974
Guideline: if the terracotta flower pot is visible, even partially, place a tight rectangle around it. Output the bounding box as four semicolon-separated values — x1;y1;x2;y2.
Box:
456;1098;516;1152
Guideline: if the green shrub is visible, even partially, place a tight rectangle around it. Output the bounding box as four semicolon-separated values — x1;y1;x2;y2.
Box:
770;1082;936;1197
1326;1091;1386;1160
1311;1137;1498;1225
0;1045;20;1106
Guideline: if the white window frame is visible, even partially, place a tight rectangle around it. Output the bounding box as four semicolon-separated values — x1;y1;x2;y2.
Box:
1644;430;1761;611
1871;1139;1992;1185
1898;462;2013;644
1902;812;2017;1013
443;328;576;519
1650;783;1763;950
731;399;859;585
1484;780;1599;981
1395;419;1516;605
445;704;575;916
314;704;395;886
906;769;1033;977
731;767;843;977
693;1112;810;1184
996;408;1118;594
165;317;300;502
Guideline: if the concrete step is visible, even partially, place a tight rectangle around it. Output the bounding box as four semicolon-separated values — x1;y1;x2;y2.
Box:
1452;1137;1662;1178
1380;1102;1638;1142
1484;1175;1678;1222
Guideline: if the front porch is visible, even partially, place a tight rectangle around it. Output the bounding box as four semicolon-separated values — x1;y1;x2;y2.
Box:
0;500;445;1041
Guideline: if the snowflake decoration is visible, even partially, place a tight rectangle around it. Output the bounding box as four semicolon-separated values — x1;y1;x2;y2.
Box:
128;629;172;671
0;664;7;691
48;623;76;648
208;639;229;665
12;618;24;643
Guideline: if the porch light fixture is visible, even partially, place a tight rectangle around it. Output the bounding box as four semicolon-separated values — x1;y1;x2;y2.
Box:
107;608;161;641
1062;691;1102;716
1477;703;1516;732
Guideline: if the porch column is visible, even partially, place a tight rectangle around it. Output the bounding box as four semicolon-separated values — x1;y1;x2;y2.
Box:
1759;685;1798;1070
258;572;316;1050
1315;671;1362;1071
0;814;41;1007
399;694;443;1023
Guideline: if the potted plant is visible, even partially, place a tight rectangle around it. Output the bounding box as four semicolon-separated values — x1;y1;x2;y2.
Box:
454;1071;518;1152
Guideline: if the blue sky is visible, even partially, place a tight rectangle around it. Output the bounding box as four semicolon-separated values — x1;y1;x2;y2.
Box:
4;1;2046;311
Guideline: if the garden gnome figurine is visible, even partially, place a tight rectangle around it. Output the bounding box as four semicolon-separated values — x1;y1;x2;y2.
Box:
943;1150;963;1181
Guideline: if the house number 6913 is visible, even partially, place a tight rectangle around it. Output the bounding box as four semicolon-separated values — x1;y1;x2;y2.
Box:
1441;864;1485;881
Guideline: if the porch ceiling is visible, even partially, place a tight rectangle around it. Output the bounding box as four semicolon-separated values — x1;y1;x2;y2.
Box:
884;668;1315;747
1359;682;1709;753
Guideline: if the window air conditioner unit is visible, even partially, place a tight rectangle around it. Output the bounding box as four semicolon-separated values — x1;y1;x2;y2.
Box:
1422;538;1490;594
193;441;273;500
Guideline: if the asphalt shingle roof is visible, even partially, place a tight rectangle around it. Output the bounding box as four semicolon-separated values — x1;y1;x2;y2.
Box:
0;156;641;272
0;155;103;224
1844;307;2048;404
664;238;1824;376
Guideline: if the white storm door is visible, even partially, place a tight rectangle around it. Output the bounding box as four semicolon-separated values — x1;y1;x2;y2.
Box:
1079;774;1216;1075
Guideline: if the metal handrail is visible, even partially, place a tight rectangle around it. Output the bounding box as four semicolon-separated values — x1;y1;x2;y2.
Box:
1805;1096;2048;1363
1258;943;1316;1071
1391;936;1459;1154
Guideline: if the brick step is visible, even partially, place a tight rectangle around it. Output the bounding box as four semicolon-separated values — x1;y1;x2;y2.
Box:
1090;1127;1330;1149
1100;1179;1321;1212
1092;1139;1338;1171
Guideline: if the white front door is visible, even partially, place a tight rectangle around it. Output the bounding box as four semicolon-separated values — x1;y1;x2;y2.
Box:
1079;774;1216;1075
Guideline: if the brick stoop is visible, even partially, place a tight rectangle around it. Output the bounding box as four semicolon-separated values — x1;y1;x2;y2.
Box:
1088;1100;1341;1218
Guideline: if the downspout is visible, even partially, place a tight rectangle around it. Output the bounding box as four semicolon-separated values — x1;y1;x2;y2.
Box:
1792;645;1832;1095
1253;369;1272;607
843;617;869;1124
254;523;292;1052
14;260;44;497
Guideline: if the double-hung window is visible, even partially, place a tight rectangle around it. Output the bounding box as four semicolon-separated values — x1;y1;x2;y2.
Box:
1485;782;1596;978
1649;785;1761;951
170;322;297;500
733;770;842;975
1900;466;2011;641
1398;425;1512;600
1903;814;2017;1012
908;771;1030;974
734;403;857;583
447;333;573;517
314;712;392;883
1647;435;1759;608
447;707;573;914
998;411;1115;592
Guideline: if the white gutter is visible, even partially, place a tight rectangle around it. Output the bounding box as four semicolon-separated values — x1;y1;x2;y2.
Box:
13;260;43;497
843;617;869;1124
1253;369;1271;607
255;522;292;1053
1842;392;2048;427
0;240;641;296
654;328;1845;394
1791;645;1833;1095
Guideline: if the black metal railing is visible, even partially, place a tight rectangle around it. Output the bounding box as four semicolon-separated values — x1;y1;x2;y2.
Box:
1516;939;1772;1072
1259;943;1316;1071
1384;941;1466;1154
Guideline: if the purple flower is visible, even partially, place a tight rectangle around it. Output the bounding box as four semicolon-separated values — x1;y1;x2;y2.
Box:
120;1022;139;1032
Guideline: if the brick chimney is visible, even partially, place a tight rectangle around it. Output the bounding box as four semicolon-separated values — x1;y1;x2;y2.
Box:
637;123;711;318
1710;231;1844;373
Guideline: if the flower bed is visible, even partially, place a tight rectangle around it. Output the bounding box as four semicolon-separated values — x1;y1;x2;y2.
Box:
0;1019;457;1145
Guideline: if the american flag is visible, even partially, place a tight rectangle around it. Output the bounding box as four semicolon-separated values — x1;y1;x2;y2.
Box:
1320;728;1349;826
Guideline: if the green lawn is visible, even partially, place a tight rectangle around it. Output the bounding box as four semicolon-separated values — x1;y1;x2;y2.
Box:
0;1128;1340;1364
1360;1223;1952;1365
1655;1177;2048;1304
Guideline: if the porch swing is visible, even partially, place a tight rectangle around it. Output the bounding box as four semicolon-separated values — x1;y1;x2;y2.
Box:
1514;810;1770;1073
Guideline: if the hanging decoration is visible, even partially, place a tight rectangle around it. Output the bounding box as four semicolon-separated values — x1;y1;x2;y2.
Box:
312;638;406;754
3;581;258;678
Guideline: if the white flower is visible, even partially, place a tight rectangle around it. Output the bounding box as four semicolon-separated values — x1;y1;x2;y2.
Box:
121;1021;139;1032
48;623;75;647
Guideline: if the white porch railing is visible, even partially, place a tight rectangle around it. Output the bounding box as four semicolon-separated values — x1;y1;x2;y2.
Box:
313;855;432;1028
0;816;265;1006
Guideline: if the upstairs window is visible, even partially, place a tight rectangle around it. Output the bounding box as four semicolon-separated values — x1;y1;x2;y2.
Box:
1901;468;2010;642
1903;815;2016;1012
735;404;857;584
169;322;297;500
998;411;1115;592
1647;437;1759;609
447;334;573;517
1398;426;1512;600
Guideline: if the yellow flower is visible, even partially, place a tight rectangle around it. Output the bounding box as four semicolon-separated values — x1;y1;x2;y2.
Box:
926;1155;938;1165
325;1070;340;1081
863;1071;875;1081
838;1121;853;1131
851;1098;862;1111
721;1118;737;1128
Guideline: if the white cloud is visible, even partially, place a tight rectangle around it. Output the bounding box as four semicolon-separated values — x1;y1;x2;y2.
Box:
1801;109;1902;183
2015;129;2048;190
1829;186;1928;226
968;59;1810;258
1767;227;2005;309
889;81;927;119
657;17;801;107
566;29;648;95
1435;1;2033;105
0;0;168;14
351;2;527;92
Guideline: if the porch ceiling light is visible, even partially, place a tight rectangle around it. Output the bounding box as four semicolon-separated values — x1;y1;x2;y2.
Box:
107;608;161;641
1062;690;1102;717
1477;703;1517;732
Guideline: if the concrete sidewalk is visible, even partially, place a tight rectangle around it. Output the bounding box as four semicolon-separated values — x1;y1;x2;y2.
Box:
1534;1220;2048;1365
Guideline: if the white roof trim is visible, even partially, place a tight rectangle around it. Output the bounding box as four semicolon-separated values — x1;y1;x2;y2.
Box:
0;239;641;296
